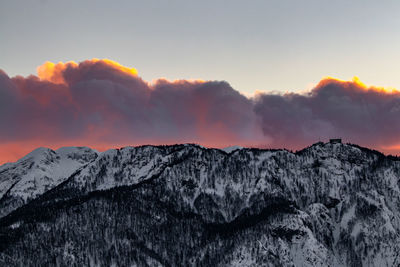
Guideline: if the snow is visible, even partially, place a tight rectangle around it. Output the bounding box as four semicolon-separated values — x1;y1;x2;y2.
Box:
221;146;243;153
17;147;53;162
9;221;21;229
11;150;90;201
0;147;98;217
351;222;362;238
2;141;400;266
341;205;356;228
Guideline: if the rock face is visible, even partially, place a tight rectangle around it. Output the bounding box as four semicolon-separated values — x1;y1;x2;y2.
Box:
0;142;400;266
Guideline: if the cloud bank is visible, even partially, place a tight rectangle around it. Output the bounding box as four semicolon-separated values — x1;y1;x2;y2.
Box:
1;59;400;163
254;77;400;151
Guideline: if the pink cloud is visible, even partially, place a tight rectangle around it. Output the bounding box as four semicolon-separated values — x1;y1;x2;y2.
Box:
1;60;400;163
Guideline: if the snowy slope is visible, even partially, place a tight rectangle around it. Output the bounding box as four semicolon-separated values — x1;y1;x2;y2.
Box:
0;147;98;217
1;142;400;266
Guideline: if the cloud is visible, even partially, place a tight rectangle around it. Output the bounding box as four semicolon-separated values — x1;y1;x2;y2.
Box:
0;59;262;163
254;77;400;150
1;59;400;163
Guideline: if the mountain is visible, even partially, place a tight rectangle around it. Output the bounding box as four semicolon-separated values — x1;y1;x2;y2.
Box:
0;142;400;266
0;147;98;218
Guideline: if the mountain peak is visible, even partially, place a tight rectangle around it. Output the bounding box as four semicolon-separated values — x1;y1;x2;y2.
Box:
18;147;55;163
0;146;98;216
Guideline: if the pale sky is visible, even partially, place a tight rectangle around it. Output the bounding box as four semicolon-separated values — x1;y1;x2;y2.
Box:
1;0;400;95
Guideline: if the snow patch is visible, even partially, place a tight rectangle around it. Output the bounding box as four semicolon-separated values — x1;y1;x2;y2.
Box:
221;146;243;153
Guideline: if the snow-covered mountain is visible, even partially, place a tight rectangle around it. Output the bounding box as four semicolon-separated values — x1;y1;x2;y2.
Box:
0;147;98;217
0;142;400;266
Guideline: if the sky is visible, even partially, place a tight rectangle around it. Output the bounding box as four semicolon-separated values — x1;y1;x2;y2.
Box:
2;0;400;94
1;0;400;163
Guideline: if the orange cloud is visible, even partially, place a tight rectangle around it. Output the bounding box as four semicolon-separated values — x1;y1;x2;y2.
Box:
37;58;138;85
316;76;399;94
37;61;78;84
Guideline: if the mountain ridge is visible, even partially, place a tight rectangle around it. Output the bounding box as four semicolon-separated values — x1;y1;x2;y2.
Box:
1;142;400;266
